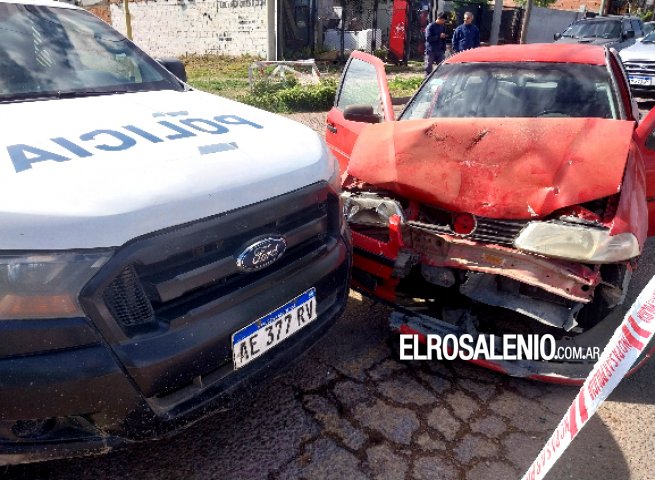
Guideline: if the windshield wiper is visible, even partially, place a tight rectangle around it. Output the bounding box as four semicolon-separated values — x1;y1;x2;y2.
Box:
0;89;132;104
56;90;133;98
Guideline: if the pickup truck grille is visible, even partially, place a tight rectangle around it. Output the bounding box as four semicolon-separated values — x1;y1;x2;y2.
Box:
623;60;655;76
79;182;349;402
94;184;336;333
103;265;155;328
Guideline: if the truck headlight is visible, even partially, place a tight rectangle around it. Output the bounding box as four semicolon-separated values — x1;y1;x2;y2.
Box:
0;251;113;319
514;223;640;263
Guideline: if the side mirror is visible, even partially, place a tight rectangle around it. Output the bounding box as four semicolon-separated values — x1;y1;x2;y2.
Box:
554;32;562;41
624;30;635;40
157;58;187;82
343;104;382;124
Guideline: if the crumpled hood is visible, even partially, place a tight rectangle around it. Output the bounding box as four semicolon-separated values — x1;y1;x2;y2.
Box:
0;90;332;249
347;117;635;219
619;40;655;62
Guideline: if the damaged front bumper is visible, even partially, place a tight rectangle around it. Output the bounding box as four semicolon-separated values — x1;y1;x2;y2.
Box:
344;191;643;383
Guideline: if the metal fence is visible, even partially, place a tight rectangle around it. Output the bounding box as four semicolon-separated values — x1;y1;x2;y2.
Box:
384;2;524;64
279;0;314;59
279;0;388;59
336;2;388;53
278;0;523;61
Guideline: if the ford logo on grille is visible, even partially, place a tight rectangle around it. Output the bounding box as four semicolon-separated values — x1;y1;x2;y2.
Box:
236;236;287;272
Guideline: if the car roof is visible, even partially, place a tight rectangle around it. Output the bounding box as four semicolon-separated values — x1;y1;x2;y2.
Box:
0;0;79;9
444;44;607;66
605;14;641;19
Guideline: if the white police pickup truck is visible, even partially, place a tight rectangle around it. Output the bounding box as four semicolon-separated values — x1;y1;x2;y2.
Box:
0;0;350;463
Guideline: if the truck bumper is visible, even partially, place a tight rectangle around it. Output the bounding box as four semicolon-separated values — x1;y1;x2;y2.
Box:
0;182;351;465
0;245;350;465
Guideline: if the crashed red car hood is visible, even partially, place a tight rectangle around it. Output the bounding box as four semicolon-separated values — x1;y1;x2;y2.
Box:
347;118;635;219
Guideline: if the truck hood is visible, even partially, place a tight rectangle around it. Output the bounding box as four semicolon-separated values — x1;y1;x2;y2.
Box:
619;40;655;61
556;37;618;47
347;117;634;219
0;90;332;249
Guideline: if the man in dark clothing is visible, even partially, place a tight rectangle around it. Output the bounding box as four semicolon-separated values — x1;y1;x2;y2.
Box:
452;11;480;53
424;12;447;76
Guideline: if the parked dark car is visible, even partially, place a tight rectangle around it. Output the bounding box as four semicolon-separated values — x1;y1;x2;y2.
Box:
555;16;643;51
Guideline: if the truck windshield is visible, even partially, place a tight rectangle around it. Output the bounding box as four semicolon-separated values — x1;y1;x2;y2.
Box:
641;31;655;43
401;62;619;120
562;20;621;39
0;3;183;101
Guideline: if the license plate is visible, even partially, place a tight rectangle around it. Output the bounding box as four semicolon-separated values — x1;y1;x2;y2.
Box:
232;288;317;370
629;75;651;86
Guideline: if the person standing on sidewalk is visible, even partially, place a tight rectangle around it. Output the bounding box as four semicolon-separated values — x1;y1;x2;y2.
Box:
425;12;448;76
452;12;480;54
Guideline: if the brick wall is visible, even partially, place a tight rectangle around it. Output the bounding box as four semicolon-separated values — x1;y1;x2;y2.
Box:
502;0;603;12
88;5;112;24
549;0;603;13
109;0;269;57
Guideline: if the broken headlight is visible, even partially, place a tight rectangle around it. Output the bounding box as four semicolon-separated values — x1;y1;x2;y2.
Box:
514;222;640;263
0;251;112;319
341;192;405;227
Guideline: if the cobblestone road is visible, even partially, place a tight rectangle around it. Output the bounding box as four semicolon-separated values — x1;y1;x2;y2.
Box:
4;112;655;480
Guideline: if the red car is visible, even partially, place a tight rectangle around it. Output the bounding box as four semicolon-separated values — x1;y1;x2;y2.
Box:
326;44;655;384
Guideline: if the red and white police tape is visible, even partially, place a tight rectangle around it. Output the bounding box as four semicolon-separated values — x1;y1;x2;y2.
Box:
521;275;655;480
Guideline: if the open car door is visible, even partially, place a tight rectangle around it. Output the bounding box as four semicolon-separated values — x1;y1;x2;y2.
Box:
325;51;395;173
634;107;655;237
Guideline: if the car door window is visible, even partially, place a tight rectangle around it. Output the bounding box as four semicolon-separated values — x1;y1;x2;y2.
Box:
623;20;633;38
608;51;633;120
631;20;642;37
336;58;382;115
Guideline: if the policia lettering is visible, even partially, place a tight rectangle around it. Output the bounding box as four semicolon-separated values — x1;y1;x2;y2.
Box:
7;114;262;173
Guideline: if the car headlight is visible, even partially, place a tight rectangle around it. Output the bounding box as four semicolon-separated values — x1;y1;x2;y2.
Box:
0;251;113;319
514;222;640;263
341;192;405;227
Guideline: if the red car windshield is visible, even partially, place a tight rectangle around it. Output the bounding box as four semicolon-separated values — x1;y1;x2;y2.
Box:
401;62;619;120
